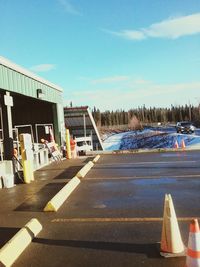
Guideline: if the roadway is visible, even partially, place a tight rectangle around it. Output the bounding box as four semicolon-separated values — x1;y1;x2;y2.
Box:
1;150;200;267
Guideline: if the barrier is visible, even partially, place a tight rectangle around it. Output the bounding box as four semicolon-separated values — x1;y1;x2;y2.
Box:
1;174;14;188
76;161;94;178
44;159;96;211
44;176;81;212
38;148;49;167
0;218;42;267
93;155;100;163
33;152;40;170
0;161;15;189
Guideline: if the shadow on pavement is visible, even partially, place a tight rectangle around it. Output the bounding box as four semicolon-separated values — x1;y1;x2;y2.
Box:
33;238;160;258
83;157;96;164
53;166;83;180
14;183;66;212
0;227;20;247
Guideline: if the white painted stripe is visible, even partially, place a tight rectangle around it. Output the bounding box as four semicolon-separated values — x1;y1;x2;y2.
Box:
188;233;200;251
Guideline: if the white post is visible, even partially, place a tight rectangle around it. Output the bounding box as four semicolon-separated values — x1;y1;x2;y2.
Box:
4;92;13;138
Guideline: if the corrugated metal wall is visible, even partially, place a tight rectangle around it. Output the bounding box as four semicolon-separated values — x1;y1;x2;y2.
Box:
0;65;62;104
0;62;65;145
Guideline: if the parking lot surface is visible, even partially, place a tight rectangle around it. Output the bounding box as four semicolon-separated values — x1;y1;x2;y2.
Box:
1;151;200;267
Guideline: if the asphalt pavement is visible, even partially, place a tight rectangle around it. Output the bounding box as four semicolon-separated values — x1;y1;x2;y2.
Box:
1;150;200;267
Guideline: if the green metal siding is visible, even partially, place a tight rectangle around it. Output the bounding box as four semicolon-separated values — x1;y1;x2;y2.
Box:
0;65;62;104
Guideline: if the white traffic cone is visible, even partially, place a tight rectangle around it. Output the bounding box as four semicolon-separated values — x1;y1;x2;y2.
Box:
185;219;200;267
160;194;186;257
174;140;179;149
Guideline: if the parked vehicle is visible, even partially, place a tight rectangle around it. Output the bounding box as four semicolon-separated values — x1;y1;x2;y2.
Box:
175;121;195;134
75;136;93;155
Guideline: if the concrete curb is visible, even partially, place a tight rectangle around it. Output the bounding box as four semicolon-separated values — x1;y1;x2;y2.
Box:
76;161;94;178
0;218;42;267
44;158;96;212
93;155;100;163
44;176;81;212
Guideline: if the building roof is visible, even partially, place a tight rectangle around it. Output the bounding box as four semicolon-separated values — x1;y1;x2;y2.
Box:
0;56;63;92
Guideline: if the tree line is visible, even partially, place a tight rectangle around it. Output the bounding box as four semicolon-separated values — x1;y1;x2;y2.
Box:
92;105;200;128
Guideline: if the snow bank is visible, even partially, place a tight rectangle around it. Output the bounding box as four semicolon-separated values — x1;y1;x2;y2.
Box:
103;132;127;150
103;128;200;151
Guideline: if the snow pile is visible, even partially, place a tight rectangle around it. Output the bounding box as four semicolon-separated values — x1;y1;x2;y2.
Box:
103;128;200;151
103;132;127;150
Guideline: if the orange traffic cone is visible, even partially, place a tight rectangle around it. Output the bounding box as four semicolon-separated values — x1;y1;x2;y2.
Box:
160;194;186;257
181;139;186;150
174;140;179;149
185;219;200;267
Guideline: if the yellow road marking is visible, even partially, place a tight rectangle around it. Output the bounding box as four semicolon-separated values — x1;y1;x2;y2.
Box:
98;161;196;166
51;217;200;223
84;174;200;180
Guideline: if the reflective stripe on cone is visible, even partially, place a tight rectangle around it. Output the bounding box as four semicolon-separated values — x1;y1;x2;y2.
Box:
185;219;200;267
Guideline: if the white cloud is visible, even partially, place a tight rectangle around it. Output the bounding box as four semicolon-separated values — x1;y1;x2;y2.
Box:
57;0;80;15
145;13;200;39
103;29;145;40
66;81;200;111
106;13;200;40
30;64;56;72
91;75;130;85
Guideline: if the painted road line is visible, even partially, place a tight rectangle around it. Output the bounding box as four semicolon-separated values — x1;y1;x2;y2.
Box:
96;161;196;166
51;217;200;223
83;174;200;180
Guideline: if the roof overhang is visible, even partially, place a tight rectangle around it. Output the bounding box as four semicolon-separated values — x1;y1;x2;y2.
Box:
0;56;63;92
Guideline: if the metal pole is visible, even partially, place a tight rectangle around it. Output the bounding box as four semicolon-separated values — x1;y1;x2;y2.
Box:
83;114;86;138
90;130;93;150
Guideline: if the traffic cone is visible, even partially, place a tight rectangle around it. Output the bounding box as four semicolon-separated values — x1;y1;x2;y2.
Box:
185;219;200;267
181;139;186;150
160;194;186;257
174;140;179;149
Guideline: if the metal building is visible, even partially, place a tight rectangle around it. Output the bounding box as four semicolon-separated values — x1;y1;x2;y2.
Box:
0;56;65;163
64;106;104;151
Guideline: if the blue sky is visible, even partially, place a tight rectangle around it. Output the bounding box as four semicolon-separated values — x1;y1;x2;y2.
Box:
1;0;200;111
